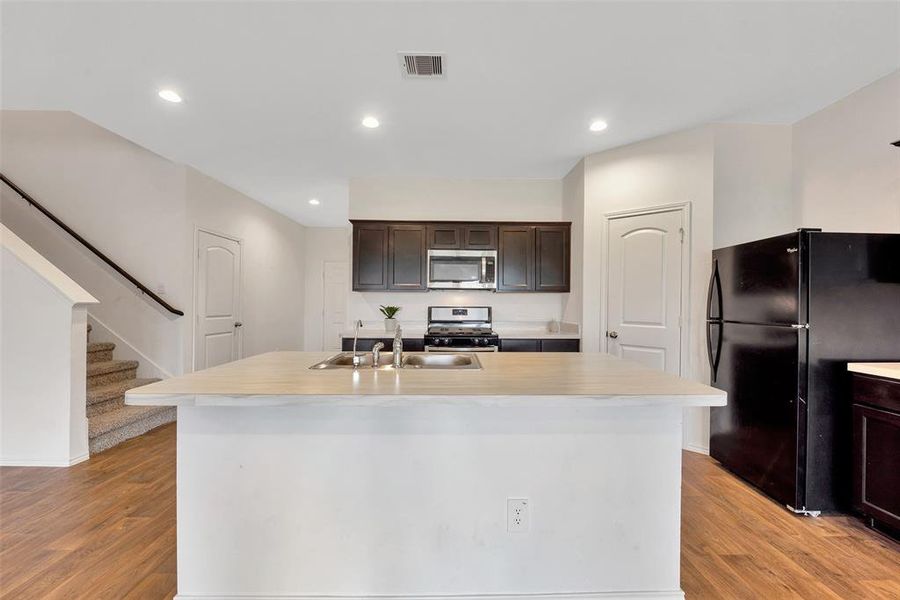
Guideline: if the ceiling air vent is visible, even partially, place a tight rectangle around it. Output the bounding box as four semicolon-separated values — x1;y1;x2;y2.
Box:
400;53;444;79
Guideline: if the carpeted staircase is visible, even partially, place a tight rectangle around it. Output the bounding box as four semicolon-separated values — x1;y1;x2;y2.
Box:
86;325;175;454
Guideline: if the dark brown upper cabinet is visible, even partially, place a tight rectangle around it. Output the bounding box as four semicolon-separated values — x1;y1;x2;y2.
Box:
352;223;388;290
497;225;535;291
388;224;427;291
427;224;462;249
352;220;569;293
462;225;497;250
426;224;497;250
535;225;570;292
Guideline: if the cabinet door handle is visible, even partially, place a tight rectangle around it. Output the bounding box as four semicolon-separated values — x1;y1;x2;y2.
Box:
607;331;618;339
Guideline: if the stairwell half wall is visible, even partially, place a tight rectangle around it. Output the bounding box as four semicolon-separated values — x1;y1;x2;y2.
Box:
0;111;307;375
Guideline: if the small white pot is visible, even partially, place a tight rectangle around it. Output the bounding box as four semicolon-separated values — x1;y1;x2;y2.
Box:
384;318;398;332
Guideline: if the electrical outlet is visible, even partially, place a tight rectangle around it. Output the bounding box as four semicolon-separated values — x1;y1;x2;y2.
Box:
507;498;529;533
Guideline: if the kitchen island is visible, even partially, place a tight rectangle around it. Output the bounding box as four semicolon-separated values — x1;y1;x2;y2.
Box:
127;351;725;600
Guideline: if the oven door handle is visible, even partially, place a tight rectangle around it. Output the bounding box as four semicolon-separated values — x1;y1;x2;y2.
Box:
425;345;498;352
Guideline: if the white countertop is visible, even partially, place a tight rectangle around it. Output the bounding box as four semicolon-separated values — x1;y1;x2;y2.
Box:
847;362;900;382
126;351;725;408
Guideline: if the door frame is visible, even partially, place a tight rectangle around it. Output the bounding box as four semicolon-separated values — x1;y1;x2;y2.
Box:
601;202;691;377
192;227;244;372
321;260;349;351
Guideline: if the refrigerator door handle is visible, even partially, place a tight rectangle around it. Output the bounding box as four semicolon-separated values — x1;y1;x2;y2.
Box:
707;259;723;321
707;321;724;383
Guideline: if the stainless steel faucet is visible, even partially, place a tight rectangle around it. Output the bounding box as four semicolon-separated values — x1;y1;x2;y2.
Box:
392;325;403;368
351;320;363;367
371;341;385;367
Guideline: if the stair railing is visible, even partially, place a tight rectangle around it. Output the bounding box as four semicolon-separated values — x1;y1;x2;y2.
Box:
0;172;184;316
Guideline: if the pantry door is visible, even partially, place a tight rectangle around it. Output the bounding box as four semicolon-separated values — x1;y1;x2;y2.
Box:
606;206;686;375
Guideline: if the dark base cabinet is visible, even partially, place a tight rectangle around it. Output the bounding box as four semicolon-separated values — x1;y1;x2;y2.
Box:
341;338;425;353
499;339;539;352
500;339;580;352
852;373;900;538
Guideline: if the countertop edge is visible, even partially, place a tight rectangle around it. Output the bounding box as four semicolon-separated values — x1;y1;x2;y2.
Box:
847;362;900;382
126;392;726;409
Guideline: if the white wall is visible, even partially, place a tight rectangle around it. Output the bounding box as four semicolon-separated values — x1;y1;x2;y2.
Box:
1;110;187;375
581;127;716;452
347;177;569;329
184;168;307;370
1;111;308;375
349;177;563;222
561;160;585;327
1;225;96;466
793;69;900;232
713;123;794;248
303;227;350;351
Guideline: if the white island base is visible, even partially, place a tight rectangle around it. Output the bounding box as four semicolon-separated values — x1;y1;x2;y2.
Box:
176;404;684;600
127;352;725;600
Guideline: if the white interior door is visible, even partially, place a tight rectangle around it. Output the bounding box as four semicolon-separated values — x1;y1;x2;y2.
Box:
322;261;349;351
195;230;242;370
606;209;684;375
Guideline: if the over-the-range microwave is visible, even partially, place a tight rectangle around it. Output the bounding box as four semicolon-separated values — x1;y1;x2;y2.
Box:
427;249;497;290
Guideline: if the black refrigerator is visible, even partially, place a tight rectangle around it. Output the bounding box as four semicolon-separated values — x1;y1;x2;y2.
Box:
707;229;900;514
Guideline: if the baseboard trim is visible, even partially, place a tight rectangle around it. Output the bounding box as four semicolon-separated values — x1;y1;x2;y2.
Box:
683;443;709;455
175;591;684;600
0;451;89;467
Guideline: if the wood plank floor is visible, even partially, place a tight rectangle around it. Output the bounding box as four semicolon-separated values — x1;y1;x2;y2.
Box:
1;422;898;599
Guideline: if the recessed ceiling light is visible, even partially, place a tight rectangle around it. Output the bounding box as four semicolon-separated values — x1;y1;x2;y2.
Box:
361;116;380;128
158;89;182;103
309;198;320;206
589;119;608;132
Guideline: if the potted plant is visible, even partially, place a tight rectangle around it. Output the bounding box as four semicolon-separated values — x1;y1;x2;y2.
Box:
379;305;401;332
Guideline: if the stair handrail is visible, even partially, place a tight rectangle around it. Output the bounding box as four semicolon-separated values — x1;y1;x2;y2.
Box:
0;172;184;317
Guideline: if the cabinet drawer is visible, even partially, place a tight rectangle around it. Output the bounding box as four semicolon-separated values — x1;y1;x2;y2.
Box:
853;373;900;413
853;403;900;531
500;339;540;352
540;339;580;352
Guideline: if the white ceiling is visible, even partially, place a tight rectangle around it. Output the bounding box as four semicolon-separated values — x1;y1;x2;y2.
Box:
2;1;898;227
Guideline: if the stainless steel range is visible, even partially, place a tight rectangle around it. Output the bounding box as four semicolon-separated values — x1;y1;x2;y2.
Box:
424;306;499;352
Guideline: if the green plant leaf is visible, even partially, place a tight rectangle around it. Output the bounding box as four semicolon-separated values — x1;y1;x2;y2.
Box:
379;305;401;319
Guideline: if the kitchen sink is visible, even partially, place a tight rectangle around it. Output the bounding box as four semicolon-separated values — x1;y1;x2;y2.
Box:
309;352;482;370
309;353;395;369
402;353;481;369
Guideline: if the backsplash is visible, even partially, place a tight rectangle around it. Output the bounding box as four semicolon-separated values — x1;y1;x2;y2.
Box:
348;290;567;327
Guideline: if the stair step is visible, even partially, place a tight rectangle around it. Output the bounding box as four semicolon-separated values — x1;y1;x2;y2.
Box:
87;360;138;388
87;378;160;406
86;342;115;364
87;359;138;377
88;406;176;454
86;378;161;417
87;397;124;418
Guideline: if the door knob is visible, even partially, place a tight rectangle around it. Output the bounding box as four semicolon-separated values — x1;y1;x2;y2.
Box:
234;322;243;328
607;331;618;339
